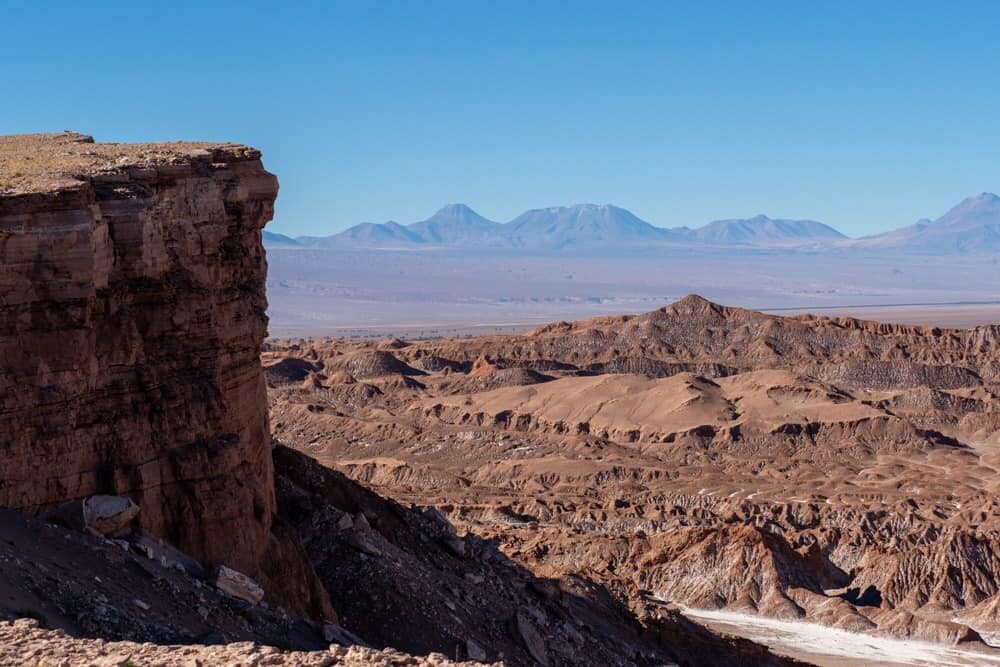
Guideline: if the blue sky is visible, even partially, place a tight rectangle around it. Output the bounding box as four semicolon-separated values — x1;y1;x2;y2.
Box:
3;1;999;236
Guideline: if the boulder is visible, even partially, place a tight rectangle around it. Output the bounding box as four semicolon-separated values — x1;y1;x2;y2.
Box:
215;566;264;604
130;530;205;577
444;535;467;558
466;638;487;662
83;496;140;536
322;622;369;647
515;612;550;666
42;495;139;537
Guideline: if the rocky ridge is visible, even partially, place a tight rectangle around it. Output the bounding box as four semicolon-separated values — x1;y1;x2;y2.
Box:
265;295;1000;655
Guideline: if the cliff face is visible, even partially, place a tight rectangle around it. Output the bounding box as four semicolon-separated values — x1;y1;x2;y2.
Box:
0;132;276;577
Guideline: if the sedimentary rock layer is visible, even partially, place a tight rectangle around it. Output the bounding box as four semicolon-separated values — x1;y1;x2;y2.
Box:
0;132;276;578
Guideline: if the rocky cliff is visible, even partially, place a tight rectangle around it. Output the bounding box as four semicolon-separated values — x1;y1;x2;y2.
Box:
0;132;297;603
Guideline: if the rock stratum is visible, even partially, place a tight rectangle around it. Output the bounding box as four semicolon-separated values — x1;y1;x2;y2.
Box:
0;133;802;666
0;132;345;629
266;295;1000;663
0;132;279;574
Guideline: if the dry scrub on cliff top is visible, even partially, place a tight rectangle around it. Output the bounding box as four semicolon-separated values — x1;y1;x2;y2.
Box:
0;131;249;193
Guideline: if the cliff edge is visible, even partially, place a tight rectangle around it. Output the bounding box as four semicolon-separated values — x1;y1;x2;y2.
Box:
0;132;328;615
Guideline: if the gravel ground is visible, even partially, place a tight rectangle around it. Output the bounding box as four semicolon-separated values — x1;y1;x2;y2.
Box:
0;619;494;667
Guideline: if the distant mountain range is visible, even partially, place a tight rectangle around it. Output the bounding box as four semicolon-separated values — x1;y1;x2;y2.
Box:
691;214;845;246
850;192;1000;254
264;193;1000;254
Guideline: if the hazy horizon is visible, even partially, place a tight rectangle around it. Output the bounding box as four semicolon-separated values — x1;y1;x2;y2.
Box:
265;192;999;240
4;3;1000;238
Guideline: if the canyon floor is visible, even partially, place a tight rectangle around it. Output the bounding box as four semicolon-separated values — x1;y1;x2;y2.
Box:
265;295;1000;665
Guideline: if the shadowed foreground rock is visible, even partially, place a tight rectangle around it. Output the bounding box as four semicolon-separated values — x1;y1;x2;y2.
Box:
274;444;804;667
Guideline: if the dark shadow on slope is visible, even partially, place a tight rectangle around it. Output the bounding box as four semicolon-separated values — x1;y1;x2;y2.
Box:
840;585;883;608
273;443;807;667
0;508;328;650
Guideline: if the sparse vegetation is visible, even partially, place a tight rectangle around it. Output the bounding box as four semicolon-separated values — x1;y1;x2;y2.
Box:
0;132;222;193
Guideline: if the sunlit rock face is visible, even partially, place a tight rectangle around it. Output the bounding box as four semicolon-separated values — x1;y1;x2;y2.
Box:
0;132;277;577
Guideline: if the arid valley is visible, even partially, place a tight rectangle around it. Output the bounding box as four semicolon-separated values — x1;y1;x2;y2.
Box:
264;295;1000;665
261;198;1000;340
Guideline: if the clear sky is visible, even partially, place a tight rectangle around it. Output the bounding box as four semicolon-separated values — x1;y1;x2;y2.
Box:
3;1;999;237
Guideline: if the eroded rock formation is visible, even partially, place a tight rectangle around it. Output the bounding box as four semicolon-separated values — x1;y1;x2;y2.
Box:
0;132;302;606
264;296;1000;655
